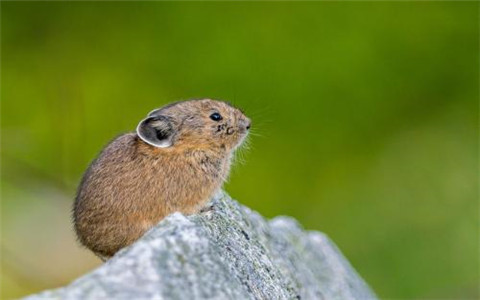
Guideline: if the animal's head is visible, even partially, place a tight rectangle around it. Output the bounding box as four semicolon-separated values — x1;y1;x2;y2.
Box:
137;99;251;151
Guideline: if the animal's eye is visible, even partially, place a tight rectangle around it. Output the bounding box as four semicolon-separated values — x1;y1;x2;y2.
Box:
210;112;223;121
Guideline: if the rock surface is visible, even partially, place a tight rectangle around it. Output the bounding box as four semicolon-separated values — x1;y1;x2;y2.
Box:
25;192;376;300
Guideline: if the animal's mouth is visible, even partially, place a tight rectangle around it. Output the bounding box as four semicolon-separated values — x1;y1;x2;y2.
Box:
234;130;249;149
231;118;250;149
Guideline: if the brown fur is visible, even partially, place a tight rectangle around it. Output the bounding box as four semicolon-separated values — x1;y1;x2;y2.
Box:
73;99;250;259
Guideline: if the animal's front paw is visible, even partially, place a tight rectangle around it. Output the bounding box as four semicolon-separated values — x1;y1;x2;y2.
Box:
199;204;215;214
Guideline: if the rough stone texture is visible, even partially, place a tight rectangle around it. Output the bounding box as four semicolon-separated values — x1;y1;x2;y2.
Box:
25;192;376;300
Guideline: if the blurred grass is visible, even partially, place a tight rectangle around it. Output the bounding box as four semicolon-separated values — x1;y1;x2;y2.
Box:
1;2;478;299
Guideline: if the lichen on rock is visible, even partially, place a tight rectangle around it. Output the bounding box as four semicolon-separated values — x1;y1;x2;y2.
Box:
25;191;376;300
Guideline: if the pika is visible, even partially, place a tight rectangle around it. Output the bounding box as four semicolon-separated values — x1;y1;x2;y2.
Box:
73;99;251;259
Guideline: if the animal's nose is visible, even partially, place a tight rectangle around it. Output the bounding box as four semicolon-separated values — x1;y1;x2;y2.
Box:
238;117;251;132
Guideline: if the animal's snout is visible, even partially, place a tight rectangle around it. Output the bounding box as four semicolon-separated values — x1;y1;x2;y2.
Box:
239;118;251;131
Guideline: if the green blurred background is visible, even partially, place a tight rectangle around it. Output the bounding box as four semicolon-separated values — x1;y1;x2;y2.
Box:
1;2;478;299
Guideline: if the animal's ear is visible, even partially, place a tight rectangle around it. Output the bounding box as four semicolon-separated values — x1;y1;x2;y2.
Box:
136;115;175;148
147;108;161;117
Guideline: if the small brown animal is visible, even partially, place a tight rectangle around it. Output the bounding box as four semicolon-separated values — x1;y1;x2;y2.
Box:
73;99;251;259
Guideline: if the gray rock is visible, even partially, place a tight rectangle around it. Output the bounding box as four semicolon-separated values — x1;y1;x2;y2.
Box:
25;191;376;300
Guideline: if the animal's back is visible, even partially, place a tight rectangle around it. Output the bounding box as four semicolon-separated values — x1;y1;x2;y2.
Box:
73;133;167;257
73;133;226;257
